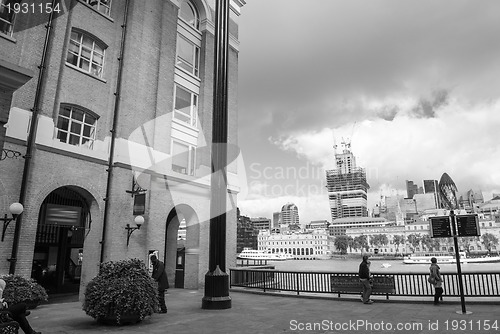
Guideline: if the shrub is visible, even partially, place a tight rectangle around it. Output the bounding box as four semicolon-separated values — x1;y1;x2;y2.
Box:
83;258;158;325
0;274;48;305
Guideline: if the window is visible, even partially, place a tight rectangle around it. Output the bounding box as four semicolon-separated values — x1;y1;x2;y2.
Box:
172;140;195;175
176;34;200;76
0;0;15;36
82;0;112;16
56;105;97;149
179;0;199;29
174;85;197;127
67;30;105;78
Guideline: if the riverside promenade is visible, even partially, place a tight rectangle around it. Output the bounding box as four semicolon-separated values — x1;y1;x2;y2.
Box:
29;288;499;334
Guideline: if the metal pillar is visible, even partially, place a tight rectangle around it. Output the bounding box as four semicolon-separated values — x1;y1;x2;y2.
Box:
450;210;471;314
201;0;231;310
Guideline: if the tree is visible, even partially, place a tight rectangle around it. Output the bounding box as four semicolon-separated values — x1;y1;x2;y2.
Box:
392;235;406;255
421;234;432;252
429;238;441;252
370;234;389;250
353;235;369;252
481;233;499;254
334;235;350;254
406;234;422;252
346;236;354;253
461;236;479;253
355;235;369;252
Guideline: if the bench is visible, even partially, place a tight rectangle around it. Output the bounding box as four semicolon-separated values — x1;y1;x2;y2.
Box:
0;310;19;334
331;274;396;299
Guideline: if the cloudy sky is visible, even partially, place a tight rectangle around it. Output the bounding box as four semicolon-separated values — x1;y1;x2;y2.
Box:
236;0;500;224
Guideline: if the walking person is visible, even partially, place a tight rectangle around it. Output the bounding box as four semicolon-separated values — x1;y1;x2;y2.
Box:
0;278;41;334
429;257;443;305
150;255;169;313
359;255;373;304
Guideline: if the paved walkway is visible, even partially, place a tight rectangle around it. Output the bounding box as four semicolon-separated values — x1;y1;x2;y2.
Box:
29;289;499;334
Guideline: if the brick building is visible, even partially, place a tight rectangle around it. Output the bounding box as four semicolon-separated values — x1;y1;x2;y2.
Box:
0;0;245;298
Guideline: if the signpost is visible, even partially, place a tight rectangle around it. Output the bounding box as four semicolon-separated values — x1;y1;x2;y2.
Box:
429;216;452;238
456;214;480;237
430;212;479;315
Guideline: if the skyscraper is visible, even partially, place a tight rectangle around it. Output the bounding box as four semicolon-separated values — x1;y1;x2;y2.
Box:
326;143;370;220
281;203;300;226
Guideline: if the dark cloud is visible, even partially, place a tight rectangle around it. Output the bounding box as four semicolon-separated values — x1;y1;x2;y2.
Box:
410;89;450;119
376;105;399;121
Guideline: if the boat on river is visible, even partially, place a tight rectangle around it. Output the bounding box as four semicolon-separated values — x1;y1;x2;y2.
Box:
403;251;500;264
237;248;291;261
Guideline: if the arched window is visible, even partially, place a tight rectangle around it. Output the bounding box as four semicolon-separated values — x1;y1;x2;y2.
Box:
66;30;106;78
179;0;199;29
56;105;98;149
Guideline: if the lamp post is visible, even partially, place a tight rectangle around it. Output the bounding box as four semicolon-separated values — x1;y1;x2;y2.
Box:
202;0;231;310
125;215;144;246
1;203;24;242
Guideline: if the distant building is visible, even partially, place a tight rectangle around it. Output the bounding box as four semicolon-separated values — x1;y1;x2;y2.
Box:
251;217;272;231
237;209;258;253
458;189;484;211
281;203;300;226
307;220;329;230
406;180;423;199
258;229;330;259
272;212;281;229
326;143;369;221
329;217;388;236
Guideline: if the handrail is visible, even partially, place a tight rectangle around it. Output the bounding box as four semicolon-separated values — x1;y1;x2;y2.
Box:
229;268;500;299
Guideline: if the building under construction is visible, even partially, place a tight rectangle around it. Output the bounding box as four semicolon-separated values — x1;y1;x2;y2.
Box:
326;143;370;221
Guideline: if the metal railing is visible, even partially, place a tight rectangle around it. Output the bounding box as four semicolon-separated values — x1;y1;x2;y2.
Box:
229;268;500;298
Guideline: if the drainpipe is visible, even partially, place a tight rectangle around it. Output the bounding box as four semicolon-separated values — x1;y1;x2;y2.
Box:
100;0;130;263
9;0;57;275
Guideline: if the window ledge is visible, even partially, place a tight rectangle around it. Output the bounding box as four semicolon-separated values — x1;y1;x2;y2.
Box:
0;33;16;43
65;63;107;83
175;65;201;83
77;0;114;22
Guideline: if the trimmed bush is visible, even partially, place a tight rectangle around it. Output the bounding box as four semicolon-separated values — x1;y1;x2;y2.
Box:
0;274;48;306
83;258;158;325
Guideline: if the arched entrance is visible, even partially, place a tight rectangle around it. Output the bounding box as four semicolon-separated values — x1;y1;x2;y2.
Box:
31;186;92;295
164;205;200;289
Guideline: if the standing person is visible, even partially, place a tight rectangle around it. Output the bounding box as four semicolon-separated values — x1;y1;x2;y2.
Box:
429;257;443;305
358;255;373;304
150;255;169;313
0;279;41;334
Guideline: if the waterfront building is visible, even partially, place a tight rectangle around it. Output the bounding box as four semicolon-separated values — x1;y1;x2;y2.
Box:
258;229;330;259
326;143;369;221
281;203;300;226
0;0;245;297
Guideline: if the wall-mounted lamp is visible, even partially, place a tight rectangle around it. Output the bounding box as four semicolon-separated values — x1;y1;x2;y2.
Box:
1;203;24;242
125;215;144;246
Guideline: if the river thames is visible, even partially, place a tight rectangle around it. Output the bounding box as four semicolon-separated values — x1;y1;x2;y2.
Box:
271;258;500;274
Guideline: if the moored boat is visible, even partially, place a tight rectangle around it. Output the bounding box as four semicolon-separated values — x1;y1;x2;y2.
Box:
403;251;500;264
237;248;290;261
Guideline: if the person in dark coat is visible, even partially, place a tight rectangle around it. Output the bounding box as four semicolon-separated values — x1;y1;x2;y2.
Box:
358;255;373;304
0;278;41;334
150;255;169;313
429;257;443;305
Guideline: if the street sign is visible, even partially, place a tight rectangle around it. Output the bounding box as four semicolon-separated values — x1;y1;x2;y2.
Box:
456;214;480;237
429;216;452;238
